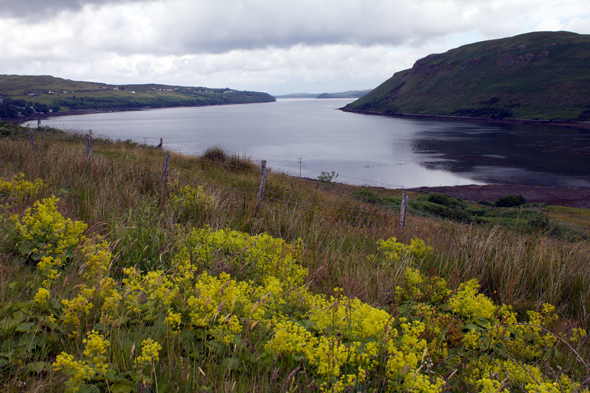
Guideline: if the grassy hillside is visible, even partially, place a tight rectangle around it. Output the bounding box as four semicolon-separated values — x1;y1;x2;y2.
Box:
0;121;589;392
0;75;275;120
345;31;590;121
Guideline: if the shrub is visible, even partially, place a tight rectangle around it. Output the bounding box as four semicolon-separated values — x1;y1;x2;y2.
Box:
427;193;467;208
494;194;526;207
227;153;257;172
202;145;228;162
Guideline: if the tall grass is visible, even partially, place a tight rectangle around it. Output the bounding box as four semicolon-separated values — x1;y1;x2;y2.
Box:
0;126;589;391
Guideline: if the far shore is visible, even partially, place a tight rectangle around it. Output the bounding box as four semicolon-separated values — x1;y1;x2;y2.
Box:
339;107;590;129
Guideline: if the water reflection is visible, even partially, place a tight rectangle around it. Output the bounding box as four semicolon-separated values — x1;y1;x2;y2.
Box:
411;121;590;186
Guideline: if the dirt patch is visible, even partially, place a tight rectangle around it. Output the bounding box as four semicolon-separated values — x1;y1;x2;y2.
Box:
403;184;590;209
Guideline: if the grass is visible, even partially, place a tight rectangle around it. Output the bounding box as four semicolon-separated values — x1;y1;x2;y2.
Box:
345;31;590;121
0;121;589;392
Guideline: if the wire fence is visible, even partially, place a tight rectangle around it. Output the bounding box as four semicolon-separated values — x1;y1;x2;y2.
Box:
2;126;588;235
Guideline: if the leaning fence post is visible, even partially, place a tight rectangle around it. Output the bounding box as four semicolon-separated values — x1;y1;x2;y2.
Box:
29;127;35;149
256;160;267;207
399;193;409;229
85;133;92;157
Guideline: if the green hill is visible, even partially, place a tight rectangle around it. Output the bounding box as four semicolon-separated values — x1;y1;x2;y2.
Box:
0;74;275;119
344;31;590;122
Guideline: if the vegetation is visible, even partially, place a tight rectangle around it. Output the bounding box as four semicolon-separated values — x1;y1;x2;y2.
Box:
0;75;275;120
344;31;590;121
353;188;585;239
0;120;589;392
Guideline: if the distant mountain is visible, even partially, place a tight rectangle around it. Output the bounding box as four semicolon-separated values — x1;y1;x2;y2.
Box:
316;90;372;99
276;89;371;99
0;75;275;120
344;31;590;122
275;93;319;98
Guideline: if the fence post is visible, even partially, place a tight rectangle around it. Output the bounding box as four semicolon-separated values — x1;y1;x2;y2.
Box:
29;127;35;149
157;138;163;149
256;160;267;207
160;152;170;202
399;193;409;229
37;113;41;128
85;133;92;157
161;152;170;183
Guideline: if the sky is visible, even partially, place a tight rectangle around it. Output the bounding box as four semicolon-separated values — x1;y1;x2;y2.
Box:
1;0;589;96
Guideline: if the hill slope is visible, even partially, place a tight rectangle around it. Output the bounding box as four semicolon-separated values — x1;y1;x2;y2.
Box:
0;75;275;119
344;31;590;121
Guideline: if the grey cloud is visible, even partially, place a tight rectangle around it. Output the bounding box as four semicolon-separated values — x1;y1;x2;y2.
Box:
0;0;153;19
86;0;481;56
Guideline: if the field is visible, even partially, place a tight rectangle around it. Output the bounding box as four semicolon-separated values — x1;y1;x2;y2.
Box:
0;120;589;392
0;75;275;119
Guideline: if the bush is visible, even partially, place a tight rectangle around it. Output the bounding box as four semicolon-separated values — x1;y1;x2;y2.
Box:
202;145;228;162
477;199;493;206
494;194;526;207
353;187;381;204
426;193;467;208
227;153;257;172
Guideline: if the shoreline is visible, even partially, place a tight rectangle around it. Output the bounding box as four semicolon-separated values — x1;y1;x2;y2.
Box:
401;184;590;209
339;108;590;129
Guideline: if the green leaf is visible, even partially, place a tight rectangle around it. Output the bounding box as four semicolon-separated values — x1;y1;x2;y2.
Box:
17;242;36;256
16;322;35;333
77;384;100;393
111;381;134;393
27;361;47;373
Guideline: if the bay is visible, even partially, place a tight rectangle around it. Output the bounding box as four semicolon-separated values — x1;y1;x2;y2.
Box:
40;98;590;188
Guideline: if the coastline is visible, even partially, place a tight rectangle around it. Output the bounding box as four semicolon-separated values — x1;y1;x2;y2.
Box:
14;100;278;125
401;184;590;209
339;108;590;129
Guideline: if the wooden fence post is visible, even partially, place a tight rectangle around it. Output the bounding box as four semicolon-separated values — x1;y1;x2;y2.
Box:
85;133;92;157
159;152;171;203
29;127;35;149
37;114;41;128
399;193;409;229
157;138;163;149
256;160;267;207
161;152;170;184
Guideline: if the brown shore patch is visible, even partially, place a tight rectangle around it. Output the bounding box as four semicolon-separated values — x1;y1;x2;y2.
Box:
403;184;590;209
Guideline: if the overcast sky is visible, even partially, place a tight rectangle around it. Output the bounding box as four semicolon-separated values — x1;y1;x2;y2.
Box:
1;0;589;95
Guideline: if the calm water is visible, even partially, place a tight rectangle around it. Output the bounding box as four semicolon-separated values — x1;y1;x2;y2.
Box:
40;98;590;188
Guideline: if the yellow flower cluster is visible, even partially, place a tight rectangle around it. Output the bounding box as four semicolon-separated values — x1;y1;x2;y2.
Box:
14;199;578;393
375;236;434;266
135;338;162;368
185;227;307;287
0;173;45;200
53;330;110;393
33;287;50;305
447;279;497;320
393;268;586;393
11;195;87;261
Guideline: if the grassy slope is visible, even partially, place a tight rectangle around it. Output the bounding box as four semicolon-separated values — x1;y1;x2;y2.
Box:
0;122;589;391
0;75;275;113
345;31;590;121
